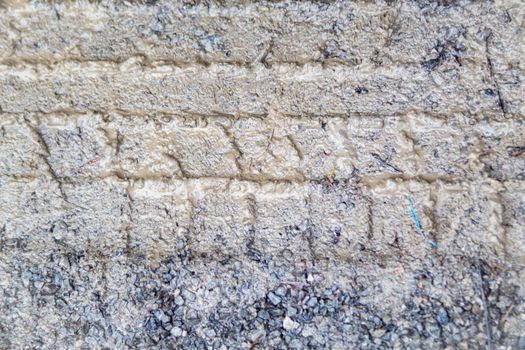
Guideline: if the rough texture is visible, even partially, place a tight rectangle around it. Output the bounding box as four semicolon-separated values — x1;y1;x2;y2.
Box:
0;0;524;349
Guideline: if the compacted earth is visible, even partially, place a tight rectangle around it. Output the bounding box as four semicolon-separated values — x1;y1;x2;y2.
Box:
0;0;524;349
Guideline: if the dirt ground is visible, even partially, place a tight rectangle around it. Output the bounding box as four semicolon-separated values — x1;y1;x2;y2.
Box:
0;0;524;349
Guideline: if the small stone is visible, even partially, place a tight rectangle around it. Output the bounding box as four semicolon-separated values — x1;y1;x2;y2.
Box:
372;328;386;338
307;274;314;283
275;286;287;297
283;316;298;331
372;316;383;327
175;296;185;306
307;297;318;308
289;338;303;349
154;310;170;324
301;325;315;337
240;308;251;319
269;308;284;317
182;289;196;302
286;306;297;317
437;307;449;325
258;310;270;320
162;273;172;283
170;327;183;337
173;305;185;318
268;292;281;305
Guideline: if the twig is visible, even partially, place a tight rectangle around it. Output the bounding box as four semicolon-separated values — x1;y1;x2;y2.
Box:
79;155;101;169
248;333;264;350
372;152;402;173
501;303;515;325
407;196;437;248
476;255;494;350
484;31;506;118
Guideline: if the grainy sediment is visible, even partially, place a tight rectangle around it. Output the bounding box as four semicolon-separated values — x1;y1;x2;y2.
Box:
0;0;524;349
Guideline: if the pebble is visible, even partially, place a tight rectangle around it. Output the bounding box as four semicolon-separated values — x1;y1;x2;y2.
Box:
307;297;318;308
268;292;281;305
258;310;270;320
283;316;299;331
170;327;183;337
301;326;315;337
307;274;314;283
289;338;303;349
437;307;449;325
287;306;298;317
372;328;386;338
372;316;383;327
182;289;196;302
275;286;288;297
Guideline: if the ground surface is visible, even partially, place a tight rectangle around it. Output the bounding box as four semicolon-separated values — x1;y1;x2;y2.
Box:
0;0;524;349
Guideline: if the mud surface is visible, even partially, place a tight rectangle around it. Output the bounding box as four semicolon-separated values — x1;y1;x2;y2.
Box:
0;0;524;349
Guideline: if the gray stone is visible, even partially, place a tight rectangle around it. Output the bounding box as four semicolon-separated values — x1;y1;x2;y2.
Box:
268;292;282;306
287;307;298;317
437;307;450;325
258;310;270;321
307;297;318;308
275;286;288;297
170;327;183;337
